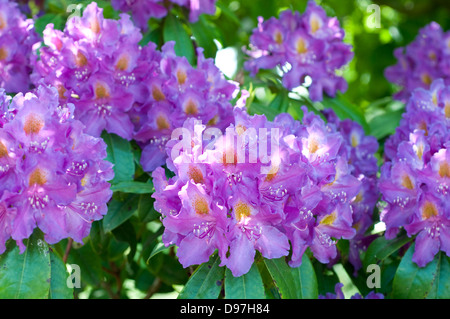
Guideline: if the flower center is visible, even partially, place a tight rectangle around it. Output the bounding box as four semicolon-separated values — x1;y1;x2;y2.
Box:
0;47;8;61
274;31;283;44
0;14;6;30
310;14;322;34
116;55;129;71
188;165;204;184
152;85;165;101
296;37;308;54
156;115;170;130
177;69;187;85
439;162;450;178
401;175;414;190
193;195;209;215
29;168;47;186
234;201;251;221
422;201;438;219
184;98;198;115
421;73;432;86
445;102;450;119
320;211;337;225
0;142;7;158
24;114;44;135
76;51;88;67
95;83;110;99
308;138;319;154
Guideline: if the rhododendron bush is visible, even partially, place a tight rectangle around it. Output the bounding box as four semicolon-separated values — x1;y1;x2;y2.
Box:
0;0;448;301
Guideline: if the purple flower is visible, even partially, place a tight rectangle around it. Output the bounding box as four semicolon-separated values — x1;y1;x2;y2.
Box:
319;283;384;299
152;104;365;276
32;3;154;141
0;85;113;253
244;1;353;101
111;0;217;31
0;0;40;93
136;42;238;172
385;22;450;102
380;79;450;267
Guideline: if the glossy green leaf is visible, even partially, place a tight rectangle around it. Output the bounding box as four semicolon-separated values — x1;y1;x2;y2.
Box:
163;13;195;65
102;132;135;185
49;253;73;299
110;181;154;194
147;242;171;263
178;255;225;299
102;195;139;232
34;13;65;36
224;263;265;299
392;243;450;299
322;95;369;133
264;254;318;299
190;16;218;59
67;242;103;287
368;110;403;140
363;235;412;269
0;231;51;299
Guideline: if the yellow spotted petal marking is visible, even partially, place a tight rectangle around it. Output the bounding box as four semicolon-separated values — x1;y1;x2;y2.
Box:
234;201;251;221
29;168;47;186
193;195;209;215
24;114;44;135
401;175;414;190
421;201;438;220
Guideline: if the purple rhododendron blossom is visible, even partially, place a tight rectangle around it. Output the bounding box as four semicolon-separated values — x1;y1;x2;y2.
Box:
0;85;113;254
111;0;217;31
385;22;450;102
32;2;153;141
319;283;384;299
244;0;353;101
0;0;40;93
151;103;375;277
135;42;238;173
379;79;450;267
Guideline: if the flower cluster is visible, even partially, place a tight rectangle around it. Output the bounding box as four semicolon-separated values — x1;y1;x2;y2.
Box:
0;0;40;93
134;41;238;172
32;2;153;140
319;283;384;299
379;79;450;267
385;22;450;102
151;103;373;277
244;0;353;101
111;0;217;31
324;109;379;274
0;85;114;254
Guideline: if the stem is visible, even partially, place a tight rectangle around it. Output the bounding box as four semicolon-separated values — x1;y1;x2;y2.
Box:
63;238;73;264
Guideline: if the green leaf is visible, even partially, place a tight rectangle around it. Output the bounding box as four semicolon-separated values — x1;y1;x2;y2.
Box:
263;254;318;299
67;241;103;287
0;230;51;299
102;132;135;185
163;13;195;65
248;102;280;121
363;235;412;269
34;13;65;36
190;16;218;59
49;253;73;299
102;195;139;233
178;255;225;299
110;181;154;194
368;110;403;140
147;242;171;263
322;95;369;133
392;243;450;299
268;92;289;113
224;264;265;299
